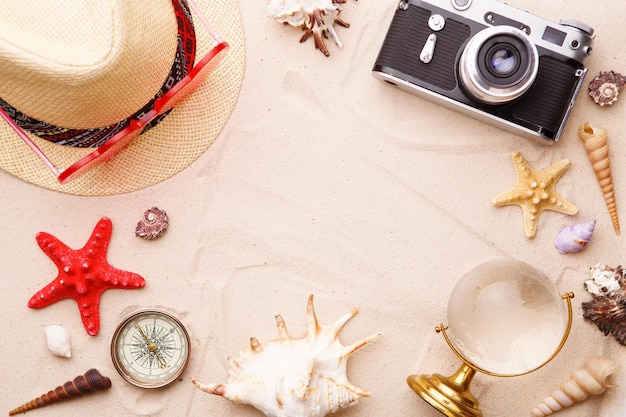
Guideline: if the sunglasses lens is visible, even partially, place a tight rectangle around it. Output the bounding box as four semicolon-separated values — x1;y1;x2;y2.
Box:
156;42;228;114
58;127;142;184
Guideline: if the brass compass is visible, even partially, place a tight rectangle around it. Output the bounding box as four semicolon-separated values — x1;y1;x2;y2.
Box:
111;309;191;388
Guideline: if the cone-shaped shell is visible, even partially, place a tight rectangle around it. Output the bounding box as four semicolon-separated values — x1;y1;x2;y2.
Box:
8;369;112;415
531;356;617;416
192;294;382;417
578;122;620;235
554;220;596;254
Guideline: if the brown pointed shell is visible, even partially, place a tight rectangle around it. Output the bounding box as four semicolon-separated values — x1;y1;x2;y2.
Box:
9;368;112;415
578;123;620;235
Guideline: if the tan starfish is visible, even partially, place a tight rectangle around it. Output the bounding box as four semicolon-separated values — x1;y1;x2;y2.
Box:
493;151;578;238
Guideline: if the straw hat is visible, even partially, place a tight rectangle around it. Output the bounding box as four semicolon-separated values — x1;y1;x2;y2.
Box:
0;0;245;195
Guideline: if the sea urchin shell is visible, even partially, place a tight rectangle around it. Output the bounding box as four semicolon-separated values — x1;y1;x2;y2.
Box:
135;207;169;240
588;70;626;106
192;294;382;417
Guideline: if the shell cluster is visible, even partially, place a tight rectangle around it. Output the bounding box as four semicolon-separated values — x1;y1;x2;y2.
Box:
135;207;169;240
531;355;617;416
582;263;626;345
554;220;596;254
9;368;111;415
578;123;620;235
268;0;355;57
44;324;72;358
588;70;626;106
192;294;382;417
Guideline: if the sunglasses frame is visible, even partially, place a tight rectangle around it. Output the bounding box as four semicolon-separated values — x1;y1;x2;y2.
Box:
0;0;228;184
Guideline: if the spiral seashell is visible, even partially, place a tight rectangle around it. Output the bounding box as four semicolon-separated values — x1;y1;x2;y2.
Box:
554;220;596;254
588;70;626;106
8;368;112;415
578;122;620;235
531;356;617;416
135;207;169;240
192;294;382;417
44;324;72;358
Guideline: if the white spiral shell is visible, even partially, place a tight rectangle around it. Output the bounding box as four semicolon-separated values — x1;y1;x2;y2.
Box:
44;325;72;358
531;355;617;416
192;294;382;417
554;220;596;254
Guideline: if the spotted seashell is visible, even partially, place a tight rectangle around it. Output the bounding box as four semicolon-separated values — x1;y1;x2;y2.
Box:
588;70;626;106
582;264;626;345
44;324;72;358
135;207;169;240
554;220;596;254
192;294;382;417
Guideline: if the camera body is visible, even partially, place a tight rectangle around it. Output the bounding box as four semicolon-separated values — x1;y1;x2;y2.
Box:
372;0;595;144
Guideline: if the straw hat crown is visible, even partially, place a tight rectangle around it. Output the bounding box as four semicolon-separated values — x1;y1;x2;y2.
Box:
0;0;178;129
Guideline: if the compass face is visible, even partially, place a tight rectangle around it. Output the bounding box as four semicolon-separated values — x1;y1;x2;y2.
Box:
111;309;191;388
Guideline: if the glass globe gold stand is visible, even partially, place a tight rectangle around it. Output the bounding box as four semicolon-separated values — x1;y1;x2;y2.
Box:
407;259;574;417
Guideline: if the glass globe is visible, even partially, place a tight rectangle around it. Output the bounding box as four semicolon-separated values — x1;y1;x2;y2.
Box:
446;258;568;375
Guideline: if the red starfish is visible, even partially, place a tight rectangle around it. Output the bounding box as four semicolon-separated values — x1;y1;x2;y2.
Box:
28;217;145;336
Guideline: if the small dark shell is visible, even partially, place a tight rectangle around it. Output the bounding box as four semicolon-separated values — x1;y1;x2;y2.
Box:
9;369;112;415
588;70;626;106
135;207;169;240
583;297;626;345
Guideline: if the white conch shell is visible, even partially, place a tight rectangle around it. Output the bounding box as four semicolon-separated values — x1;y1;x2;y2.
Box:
192;294;382;417
44;325;72;358
267;0;354;57
554;219;596;254
531;355;617;416
578;122;620;235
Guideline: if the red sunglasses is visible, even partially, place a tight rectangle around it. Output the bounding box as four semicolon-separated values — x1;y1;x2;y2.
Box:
0;0;228;184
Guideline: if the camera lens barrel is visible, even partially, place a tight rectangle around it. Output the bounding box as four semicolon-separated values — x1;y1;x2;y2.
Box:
459;26;539;104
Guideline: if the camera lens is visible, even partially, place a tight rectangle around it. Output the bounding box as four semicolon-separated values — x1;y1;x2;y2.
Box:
487;45;519;76
459;26;539;104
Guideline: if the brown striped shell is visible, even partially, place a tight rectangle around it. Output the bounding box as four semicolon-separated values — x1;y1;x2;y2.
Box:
9;368;112;415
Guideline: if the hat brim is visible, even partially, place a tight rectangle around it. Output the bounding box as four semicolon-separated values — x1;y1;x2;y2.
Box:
0;0;245;196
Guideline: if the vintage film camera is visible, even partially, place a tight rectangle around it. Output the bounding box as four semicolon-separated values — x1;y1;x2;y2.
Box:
372;0;595;144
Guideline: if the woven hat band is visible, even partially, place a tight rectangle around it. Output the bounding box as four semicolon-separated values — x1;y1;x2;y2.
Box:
0;0;178;129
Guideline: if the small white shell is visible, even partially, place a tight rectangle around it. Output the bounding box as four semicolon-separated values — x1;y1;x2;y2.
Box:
554;219;596;254
44;325;72;358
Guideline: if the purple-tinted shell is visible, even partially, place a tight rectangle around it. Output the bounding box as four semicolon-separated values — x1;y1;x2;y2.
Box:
555;219;596;254
135;207;169;240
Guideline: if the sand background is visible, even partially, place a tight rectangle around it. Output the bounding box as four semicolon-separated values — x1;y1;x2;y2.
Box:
2;1;625;416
